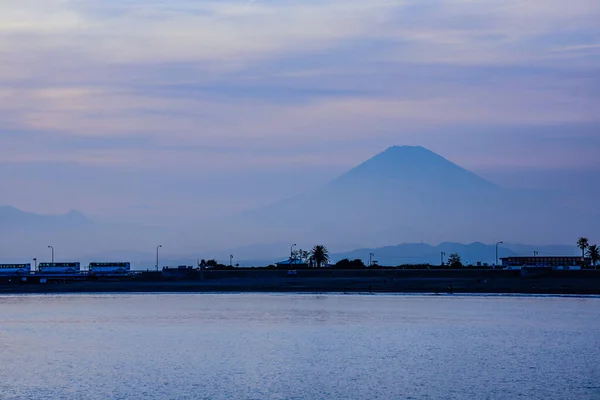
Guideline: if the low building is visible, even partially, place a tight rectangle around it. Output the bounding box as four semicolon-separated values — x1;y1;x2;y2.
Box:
501;256;589;270
162;265;195;278
275;259;309;268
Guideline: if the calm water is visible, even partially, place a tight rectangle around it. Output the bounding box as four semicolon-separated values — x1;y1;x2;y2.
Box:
1;293;599;399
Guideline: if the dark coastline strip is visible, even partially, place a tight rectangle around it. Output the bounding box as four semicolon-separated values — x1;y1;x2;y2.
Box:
1;275;600;295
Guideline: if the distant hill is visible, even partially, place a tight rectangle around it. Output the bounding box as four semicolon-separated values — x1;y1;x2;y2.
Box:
0;206;90;228
105;242;583;269
332;242;581;267
231;145;592;245
0;206;167;260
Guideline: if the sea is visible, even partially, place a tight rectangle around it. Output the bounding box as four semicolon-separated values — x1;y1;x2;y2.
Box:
1;293;599;400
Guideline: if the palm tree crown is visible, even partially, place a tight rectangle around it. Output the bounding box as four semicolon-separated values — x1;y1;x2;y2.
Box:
586;245;600;269
577;237;589;252
311;245;330;268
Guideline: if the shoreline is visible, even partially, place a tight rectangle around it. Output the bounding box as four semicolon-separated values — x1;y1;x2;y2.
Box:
2;290;598;298
2;271;600;295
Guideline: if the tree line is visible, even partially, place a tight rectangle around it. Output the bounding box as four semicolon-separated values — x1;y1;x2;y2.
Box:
290;245;330;267
197;238;600;269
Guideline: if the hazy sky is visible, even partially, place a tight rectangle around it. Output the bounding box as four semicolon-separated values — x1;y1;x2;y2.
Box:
1;0;599;225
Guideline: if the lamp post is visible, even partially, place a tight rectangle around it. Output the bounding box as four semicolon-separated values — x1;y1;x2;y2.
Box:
33;258;37;272
48;246;54;263
369;253;374;267
495;241;503;268
290;244;297;264
230;254;233;267
156;245;162;272
441;252;446;266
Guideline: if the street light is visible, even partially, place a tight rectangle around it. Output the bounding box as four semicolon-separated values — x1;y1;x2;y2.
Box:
33;258;37;272
156;245;162;272
495;241;503;268
48;246;54;263
369;253;374;267
441;252;446;266
230;254;233;267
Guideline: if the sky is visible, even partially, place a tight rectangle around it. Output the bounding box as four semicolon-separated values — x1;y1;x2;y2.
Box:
1;0;599;227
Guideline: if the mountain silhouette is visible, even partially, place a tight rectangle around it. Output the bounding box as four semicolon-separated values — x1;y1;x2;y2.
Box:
1;146;594;259
330;145;496;191
233;145;590;246
0;206;166;260
332;242;581;266
0;206;91;228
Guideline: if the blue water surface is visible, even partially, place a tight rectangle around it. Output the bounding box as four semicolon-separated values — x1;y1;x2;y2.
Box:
1;293;599;399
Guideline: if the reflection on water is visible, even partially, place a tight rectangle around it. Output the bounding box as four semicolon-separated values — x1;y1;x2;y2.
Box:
1;294;599;399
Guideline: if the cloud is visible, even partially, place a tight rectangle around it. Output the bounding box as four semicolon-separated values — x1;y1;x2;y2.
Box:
1;0;599;173
0;0;397;66
2;0;600;238
2;0;599;72
550;43;600;53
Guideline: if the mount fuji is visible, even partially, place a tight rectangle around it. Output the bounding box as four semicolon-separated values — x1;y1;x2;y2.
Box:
230;146;591;246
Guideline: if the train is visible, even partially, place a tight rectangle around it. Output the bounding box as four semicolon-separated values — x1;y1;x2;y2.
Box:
0;262;131;276
89;262;131;276
0;263;32;275
38;262;81;274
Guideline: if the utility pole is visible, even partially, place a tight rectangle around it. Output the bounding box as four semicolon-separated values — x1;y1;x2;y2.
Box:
156;245;162;272
495;241;503;268
48;246;54;263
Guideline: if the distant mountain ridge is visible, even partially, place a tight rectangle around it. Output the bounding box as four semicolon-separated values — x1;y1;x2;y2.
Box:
2;145;597;258
0;205;166;260
89;242;581;269
332;242;581;267
0;205;90;227
231;145;589;246
0;205;583;266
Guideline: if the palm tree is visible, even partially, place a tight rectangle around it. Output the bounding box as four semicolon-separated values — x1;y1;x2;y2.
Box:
586;245;600;269
311;245;330;268
300;250;310;264
577;237;589;268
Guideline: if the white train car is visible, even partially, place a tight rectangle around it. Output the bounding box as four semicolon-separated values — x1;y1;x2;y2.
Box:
0;264;32;275
89;262;130;276
38;262;81;274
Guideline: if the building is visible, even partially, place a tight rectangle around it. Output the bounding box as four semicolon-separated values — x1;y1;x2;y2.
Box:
275;259;309;268
162;265;195;278
501;256;589;270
